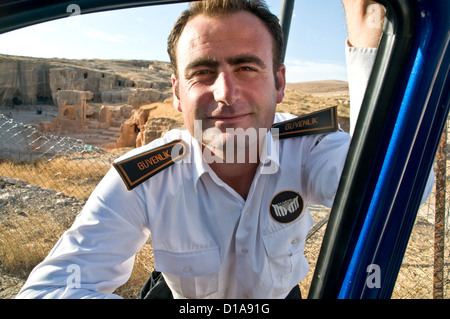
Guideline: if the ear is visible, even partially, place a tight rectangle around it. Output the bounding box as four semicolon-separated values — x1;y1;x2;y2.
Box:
171;74;182;112
275;64;286;104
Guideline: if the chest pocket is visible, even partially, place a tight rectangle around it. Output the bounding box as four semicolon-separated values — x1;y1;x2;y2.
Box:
153;247;220;298
262;213;313;290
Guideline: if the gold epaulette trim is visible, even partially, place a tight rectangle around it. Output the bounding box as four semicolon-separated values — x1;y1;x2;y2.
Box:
113;139;188;190
271;106;339;139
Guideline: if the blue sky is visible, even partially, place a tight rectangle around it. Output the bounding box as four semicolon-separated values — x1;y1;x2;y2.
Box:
0;0;349;83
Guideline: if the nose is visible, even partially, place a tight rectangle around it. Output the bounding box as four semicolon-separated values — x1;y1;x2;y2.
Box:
213;71;239;106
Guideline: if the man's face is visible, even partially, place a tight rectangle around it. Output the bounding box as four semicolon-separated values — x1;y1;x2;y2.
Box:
172;11;286;152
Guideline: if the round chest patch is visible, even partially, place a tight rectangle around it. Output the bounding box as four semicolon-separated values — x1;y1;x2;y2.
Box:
269;191;304;224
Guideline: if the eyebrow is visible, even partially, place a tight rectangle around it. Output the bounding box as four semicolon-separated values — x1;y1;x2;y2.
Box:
226;55;267;69
184;54;268;78
184;57;219;78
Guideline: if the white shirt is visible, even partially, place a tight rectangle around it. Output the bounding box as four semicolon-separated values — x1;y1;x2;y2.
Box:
19;46;430;299
17;116;350;299
345;43;378;135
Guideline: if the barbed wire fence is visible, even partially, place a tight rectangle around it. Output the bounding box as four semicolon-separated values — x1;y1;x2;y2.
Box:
0;112;448;299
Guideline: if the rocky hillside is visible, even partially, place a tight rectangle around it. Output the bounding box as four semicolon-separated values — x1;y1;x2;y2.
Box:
0;53;349;151
0;53;172;107
0;53;176;149
0;54;350;299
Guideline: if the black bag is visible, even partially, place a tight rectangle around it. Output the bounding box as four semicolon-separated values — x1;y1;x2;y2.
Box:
140;271;173;299
139;270;302;299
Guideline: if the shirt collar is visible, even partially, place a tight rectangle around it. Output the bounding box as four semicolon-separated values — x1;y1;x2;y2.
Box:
189;134;210;187
259;129;281;170
187;129;281;188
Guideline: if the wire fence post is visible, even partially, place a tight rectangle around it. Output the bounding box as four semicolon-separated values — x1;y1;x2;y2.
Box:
433;124;447;299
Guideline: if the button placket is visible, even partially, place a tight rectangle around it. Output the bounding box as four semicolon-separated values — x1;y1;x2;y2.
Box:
183;266;191;274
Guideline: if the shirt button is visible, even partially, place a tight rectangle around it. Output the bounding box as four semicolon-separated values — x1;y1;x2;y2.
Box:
241;248;248;254
291;239;299;245
183;266;191;273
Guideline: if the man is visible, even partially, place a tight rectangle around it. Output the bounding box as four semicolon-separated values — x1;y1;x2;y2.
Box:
17;0;432;299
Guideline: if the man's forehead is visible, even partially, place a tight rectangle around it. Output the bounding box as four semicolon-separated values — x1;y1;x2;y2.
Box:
176;11;274;67
179;11;270;46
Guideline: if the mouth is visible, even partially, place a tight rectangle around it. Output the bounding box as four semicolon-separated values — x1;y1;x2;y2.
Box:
207;113;251;124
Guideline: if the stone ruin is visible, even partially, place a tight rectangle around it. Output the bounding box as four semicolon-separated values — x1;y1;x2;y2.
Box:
116;104;183;148
37;89;182;149
56;90;93;130
0;54;184;149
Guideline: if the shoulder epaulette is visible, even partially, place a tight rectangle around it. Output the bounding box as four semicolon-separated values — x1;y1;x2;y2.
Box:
113;139;188;190
271;106;339;139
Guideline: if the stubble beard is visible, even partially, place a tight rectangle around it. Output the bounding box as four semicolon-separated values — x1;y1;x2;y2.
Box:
193;119;265;164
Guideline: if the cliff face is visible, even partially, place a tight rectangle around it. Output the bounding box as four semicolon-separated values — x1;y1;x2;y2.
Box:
0;54;172;107
0;54;182;149
0;58;52;105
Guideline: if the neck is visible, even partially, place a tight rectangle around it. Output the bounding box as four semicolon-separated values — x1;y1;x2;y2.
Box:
209;161;259;200
203;143;260;200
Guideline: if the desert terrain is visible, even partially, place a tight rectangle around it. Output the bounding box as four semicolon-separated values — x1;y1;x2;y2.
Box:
0;52;350;299
0;55;443;299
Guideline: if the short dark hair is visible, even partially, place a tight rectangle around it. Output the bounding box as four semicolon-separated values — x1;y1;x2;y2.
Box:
167;0;284;80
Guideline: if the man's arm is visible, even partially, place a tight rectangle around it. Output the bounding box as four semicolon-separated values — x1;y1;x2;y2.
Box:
342;0;434;203
343;0;385;135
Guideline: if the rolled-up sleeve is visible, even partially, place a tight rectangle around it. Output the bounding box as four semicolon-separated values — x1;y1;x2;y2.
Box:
304;131;351;207
346;43;378;136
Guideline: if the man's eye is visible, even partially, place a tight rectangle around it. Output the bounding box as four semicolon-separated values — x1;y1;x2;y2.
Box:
237;66;257;73
193;69;214;77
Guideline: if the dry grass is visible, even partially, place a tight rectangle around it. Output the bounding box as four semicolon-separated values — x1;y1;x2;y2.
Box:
278;83;350;132
0;155;111;200
0;211;65;278
279;89;350;118
0;155;118;297
0;155;153;298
